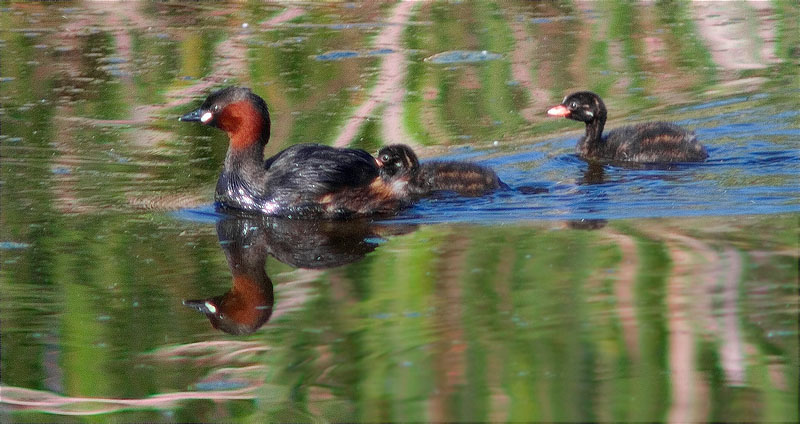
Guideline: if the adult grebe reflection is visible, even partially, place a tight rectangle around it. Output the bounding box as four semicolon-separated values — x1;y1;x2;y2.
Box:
184;215;413;334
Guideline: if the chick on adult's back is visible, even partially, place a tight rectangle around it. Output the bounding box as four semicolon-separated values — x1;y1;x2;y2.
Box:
377;144;505;197
179;87;410;218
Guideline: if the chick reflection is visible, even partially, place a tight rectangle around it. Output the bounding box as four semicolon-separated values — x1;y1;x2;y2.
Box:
566;163;608;230
185;216;411;334
578;162;606;185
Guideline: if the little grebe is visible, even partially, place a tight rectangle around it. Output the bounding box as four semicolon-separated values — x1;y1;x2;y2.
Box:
377;144;505;197
179;86;409;218
547;91;708;163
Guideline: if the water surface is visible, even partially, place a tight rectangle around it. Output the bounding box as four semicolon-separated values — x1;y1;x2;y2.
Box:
1;1;798;422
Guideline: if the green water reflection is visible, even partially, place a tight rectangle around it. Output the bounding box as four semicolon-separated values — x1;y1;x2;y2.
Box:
1;1;798;422
2;214;797;421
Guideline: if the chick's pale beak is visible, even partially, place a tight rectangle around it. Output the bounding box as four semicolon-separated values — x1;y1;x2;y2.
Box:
546;104;570;117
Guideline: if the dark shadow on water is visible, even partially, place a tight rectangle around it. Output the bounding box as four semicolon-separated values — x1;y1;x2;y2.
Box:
578;162;606;185
184;215;416;334
565;162;609;230
566;162;609;229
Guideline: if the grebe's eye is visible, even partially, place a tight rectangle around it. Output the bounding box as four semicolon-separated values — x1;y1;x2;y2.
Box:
380;154;391;162
212;104;221;112
569;101;578;109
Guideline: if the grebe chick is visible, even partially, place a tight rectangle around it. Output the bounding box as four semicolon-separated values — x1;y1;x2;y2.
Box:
179;87;410;218
377;144;504;197
547;91;707;163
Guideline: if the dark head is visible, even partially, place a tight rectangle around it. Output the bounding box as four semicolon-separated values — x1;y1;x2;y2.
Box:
179;86;271;150
376;144;420;178
547;91;607;124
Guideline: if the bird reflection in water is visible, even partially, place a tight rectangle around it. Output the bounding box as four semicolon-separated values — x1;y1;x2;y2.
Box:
184;215;414;334
566;160;692;230
566;162;609;230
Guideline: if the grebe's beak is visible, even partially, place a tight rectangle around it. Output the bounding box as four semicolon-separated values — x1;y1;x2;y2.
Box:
546;104;570;117
179;108;202;122
179;107;214;124
375;158;383;168
182;299;217;314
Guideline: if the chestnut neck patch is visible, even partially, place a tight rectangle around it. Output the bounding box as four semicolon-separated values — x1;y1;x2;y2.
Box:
217;100;268;150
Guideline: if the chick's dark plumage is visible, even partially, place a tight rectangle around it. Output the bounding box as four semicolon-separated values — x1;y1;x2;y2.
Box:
377;144;504;197
547;91;707;163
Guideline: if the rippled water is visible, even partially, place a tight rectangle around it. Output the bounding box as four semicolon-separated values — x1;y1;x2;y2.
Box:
1;1;798;422
400;91;800;223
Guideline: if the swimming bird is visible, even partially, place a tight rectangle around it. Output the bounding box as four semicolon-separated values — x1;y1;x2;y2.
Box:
376;144;505;197
547;91;707;162
179;86;411;218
